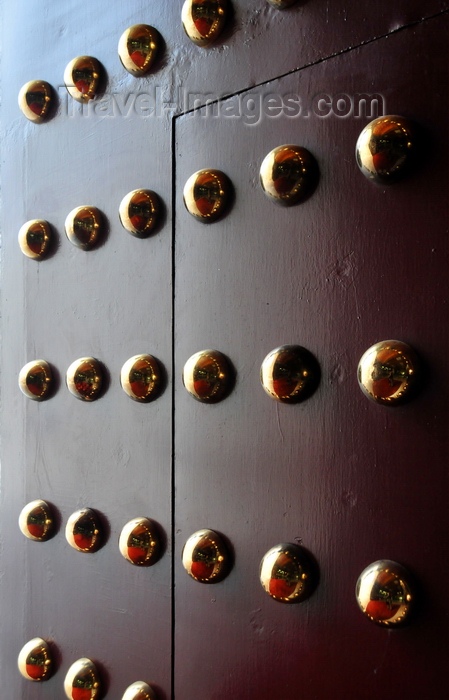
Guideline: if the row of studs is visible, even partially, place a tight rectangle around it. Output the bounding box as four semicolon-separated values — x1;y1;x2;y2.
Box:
18;551;414;691
18;118;421;262
20;501;162;565
19;189;162;260
19;1;305;123
19;341;420;406
19;646;156;699
20;501;415;624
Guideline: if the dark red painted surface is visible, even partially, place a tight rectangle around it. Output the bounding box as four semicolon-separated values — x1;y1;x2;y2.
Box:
173;13;449;700
1;2;448;699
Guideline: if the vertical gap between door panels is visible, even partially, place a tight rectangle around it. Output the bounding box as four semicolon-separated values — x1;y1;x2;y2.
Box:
170;112;177;700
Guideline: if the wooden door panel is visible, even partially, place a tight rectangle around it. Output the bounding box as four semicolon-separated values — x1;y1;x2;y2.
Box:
173;15;448;699
0;3;175;698
1;2;448;699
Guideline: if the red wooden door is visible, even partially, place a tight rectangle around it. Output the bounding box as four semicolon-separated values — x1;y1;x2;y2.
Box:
173;14;449;698
1;2;448;699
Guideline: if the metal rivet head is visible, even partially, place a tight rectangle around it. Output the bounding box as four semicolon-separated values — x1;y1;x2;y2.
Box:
182;529;231;583
260;145;319;205
18;638;53;682
65;206;105;250
66;357;104;401
65;508;103;553
183;169;231;222
18;219;52;260
19;500;55;542
119;518;162;566
122;682;157;700
260;543;317;603
64;658;101;700
120;355;162;402
118;25;161;76
356;115;418;183
181;0;229;47
18;80;54;123
119;190;160;238
356;560;415;627
19;360;53;401
64;56;103;102
261;345;320;403
183;350;234;403
357;340;419;406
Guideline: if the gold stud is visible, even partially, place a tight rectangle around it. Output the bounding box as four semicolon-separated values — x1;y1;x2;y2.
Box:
19;360;53;401
19;500;55;542
65;508;103;553
18;638;53;682
118;25;161;76
119;191;161;238
64;56;103;102
356;115;418;183
182;529;231;583
122;682;157;700
260;345;320;403
183;169;232;222
18;80;54;123
183;350;234;403
357;340;420;405
66;357;104;401
181;0;229;47
260;543;318;603
18;219;52;260
120;355;162;402
260;145;319;205
64;658;101;699
356;560;415;627
119;518;163;566
65;206;105;250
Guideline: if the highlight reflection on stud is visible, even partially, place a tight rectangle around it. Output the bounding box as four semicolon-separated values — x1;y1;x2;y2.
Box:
356;116;418;183
19;500;55;542
260;145;319;205
182;0;229;47
122;682;157;700
18;638;53;682
66;357;104;401
64;56;103;102
261;345;320;403
183;169;231;222
65;206;105;250
356;560;415;627
119;518;162;566
357;340;419;405
18;80;54;123
182;529;231;583
119;25;161;76
18;220;52;260
19;360;53;401
65;508;103;553
64;658;101;700
183;350;233;403
119;190;160;237
260;543;317;603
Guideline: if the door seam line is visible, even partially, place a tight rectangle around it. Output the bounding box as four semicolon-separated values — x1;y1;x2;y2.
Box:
171;8;449;117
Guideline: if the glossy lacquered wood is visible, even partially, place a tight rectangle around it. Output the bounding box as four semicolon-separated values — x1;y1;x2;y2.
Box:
1;2;448;699
173;15;449;700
